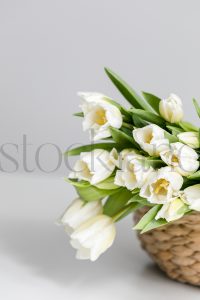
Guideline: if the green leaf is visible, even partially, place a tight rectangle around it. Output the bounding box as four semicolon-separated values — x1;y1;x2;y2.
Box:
95;176;119;190
188;171;200;180
104;67;154;112
166;125;184;136
103;188;133;217
129;193;153;207
199;128;200;148
179;121;198;132
130;108;166;128
121;126;133;136
65;143;118;156
164;131;179;142
121;108;133;122
145;157;166;169
193;98;200;118
141;218;167;233
113;202;142;222
66;178;120;201
65;178;90;188
73;112;84;117
134;205;162;230
110;127;140;149
132;115;148;127
182;178;199;189
177;204;190;215
75;185;119;202
142;92;161;114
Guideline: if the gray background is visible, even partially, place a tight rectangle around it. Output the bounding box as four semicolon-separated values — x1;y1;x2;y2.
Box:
1;1;200;299
0;0;200;175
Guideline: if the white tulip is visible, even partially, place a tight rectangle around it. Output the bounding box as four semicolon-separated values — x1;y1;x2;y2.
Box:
160;142;199;176
69;149;116;185
109;148;120;167
109;148;138;168
184;184;200;211
178;132;199;149
159;93;184;123
140;167;183;204
57;198;103;234
114;154;153;190
120;148;138;159
70;215;116;261
132;124;169;156
78;92;122;141
155;196;187;222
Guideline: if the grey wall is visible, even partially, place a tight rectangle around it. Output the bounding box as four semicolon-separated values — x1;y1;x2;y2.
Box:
1;0;200;176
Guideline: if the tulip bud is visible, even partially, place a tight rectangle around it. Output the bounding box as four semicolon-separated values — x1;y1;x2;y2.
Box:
58;198;103;234
70;215;116;261
155;196;187;222
177;132;199;149
159;93;184;123
184;184;200;211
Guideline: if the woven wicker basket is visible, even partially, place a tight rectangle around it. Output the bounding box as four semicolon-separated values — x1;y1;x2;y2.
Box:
134;207;200;286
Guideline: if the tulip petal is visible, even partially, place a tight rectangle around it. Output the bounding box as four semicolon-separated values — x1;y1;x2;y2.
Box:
184;184;200;211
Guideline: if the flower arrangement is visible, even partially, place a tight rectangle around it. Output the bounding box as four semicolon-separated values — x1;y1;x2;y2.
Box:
58;68;200;263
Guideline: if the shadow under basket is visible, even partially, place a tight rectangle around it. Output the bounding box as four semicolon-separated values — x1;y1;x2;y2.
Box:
134;207;200;287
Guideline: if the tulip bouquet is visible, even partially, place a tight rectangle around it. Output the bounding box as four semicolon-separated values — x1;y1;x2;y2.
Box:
58;68;200;262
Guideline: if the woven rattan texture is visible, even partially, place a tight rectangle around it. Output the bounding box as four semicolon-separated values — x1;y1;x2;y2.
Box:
135;208;200;286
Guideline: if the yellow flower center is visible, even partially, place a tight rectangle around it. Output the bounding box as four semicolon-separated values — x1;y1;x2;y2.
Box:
171;155;179;163
144;132;153;144
153;178;169;195
95;109;107;125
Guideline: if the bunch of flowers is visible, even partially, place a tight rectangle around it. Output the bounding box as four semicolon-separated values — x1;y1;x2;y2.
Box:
58;68;200;261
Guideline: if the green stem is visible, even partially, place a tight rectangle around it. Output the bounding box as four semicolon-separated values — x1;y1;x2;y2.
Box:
122;122;134;129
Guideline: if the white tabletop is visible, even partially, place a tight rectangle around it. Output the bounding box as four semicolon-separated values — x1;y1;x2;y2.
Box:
1;174;199;300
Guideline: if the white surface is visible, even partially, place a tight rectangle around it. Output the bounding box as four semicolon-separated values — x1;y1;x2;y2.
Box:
1;174;200;300
1;1;200;298
1;0;200;175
